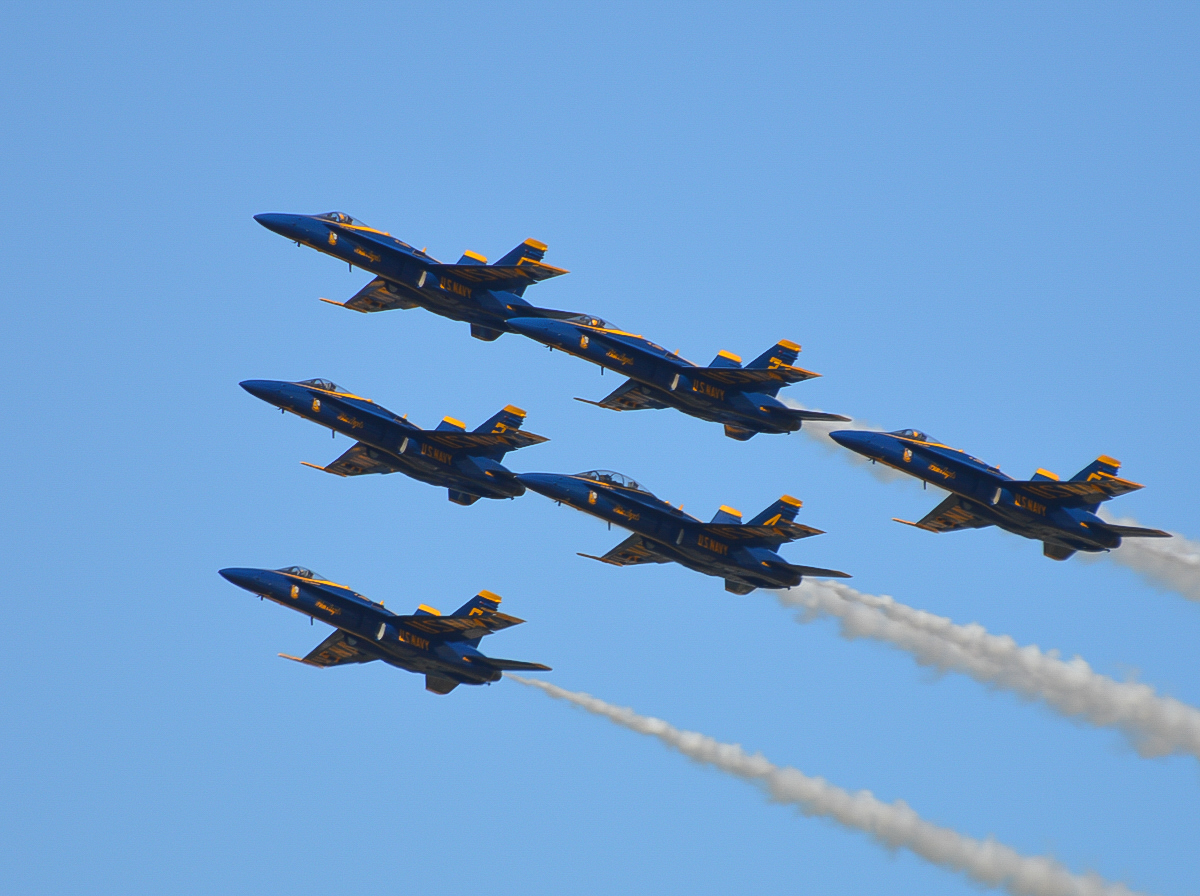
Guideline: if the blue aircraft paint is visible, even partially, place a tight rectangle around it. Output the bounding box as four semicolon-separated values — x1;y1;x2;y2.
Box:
828;429;1172;560
218;567;549;694
254;212;577;338
240;378;546;505
506;316;850;439
516;470;849;594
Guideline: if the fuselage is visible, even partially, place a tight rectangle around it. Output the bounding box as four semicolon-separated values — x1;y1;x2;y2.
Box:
829;430;1121;553
218;567;501;685
506;316;800;434
240;379;524;499
516;472;802;590
255;212;549;330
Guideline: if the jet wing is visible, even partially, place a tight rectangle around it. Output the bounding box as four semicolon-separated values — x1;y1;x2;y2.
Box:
421;431;549;451
575;378;671;412
280;630;380;668
391;612;527;638
430;259;568;288
466;657;552;672
578;533;674;567
323;277;421;313
701;522;825;543
896;494;995;533
303;442;399;477
689;364;821;387
1009;475;1143;505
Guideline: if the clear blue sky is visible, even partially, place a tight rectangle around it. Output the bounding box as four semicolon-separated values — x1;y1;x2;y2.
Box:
2;3;1196;893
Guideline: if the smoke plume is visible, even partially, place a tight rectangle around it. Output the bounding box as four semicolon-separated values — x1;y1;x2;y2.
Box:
1098;514;1200;603
509;675;1146;896
779;580;1200;759
779;398;909;483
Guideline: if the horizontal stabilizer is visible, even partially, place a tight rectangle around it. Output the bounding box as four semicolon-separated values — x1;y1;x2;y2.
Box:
328;277;420;313
1093;523;1172;539
576;378;671;412
1011;475;1143;506
786;564;852;579
466;657;551;672
772;408;852;423
305;442;399;477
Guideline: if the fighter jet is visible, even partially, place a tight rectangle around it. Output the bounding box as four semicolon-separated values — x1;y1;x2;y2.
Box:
505;314;849;439
829;428;1171;560
517;470;849;593
254;211;576;341
240;378;546;505
219;567;549;694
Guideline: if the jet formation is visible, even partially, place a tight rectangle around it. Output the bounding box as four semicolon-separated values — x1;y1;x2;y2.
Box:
830;428;1170;560
227;210;1171;693
220;566;549;694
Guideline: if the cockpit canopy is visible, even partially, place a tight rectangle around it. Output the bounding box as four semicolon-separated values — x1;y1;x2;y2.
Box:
578;469;647;492
890;429;940;444
565;314;616;330
277;566;325;581
317;211;368;227
298;378;342;393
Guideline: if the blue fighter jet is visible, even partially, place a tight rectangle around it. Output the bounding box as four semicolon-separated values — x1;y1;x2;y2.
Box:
829;428;1171;560
255;211;577;341
505;315;849;439
517;470;850;593
219;567;549;694
240;378;547;505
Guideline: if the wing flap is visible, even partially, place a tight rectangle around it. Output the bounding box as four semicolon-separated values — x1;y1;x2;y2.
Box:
1012;474;1143;504
575;378;670;412
305;442;398;477
897;494;995;533
330;277;420;313
579;533;673;567
391;611;526;637
421;430;549;451
290;630;380;668
689;364;821;387
431;259;568;288
467;657;552;672
701;522;825;543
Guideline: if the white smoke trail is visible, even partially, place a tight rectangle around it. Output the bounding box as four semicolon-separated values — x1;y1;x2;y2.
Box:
779;398;909;483
1097;514;1200;603
779;580;1200;759
509;675;1146;896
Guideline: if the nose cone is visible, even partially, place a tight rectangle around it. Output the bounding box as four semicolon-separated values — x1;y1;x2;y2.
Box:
515;472;570;500
219;567;268;594
254;213;306;239
828;430;878;455
240;379;287;405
